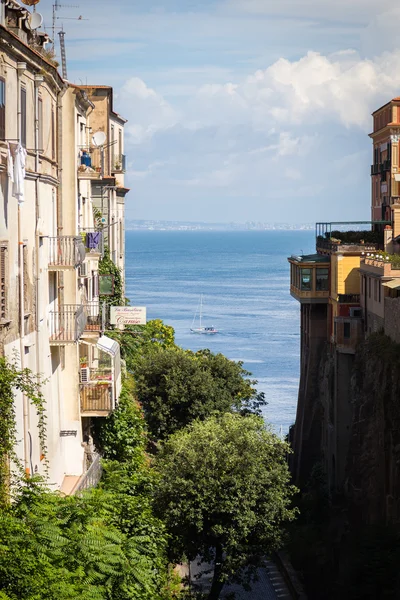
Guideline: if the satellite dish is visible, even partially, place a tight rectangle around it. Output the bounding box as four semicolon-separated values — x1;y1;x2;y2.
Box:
28;12;43;30
92;131;107;147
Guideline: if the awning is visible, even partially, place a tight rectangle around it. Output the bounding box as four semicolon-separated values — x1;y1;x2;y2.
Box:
97;335;120;357
382;280;400;290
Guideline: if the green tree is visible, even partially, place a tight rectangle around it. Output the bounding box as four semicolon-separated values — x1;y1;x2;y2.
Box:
106;320;176;372
133;346;265;440
154;413;298;600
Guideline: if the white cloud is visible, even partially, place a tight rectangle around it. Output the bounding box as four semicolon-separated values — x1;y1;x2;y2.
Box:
119;77;179;143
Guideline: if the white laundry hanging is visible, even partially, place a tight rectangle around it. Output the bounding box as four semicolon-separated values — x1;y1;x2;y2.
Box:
12;143;27;205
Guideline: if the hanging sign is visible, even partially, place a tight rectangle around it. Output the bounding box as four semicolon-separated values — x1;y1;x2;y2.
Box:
110;306;147;326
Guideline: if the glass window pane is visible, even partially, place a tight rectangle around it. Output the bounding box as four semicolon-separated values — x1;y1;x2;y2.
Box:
316;268;329;291
300;268;312;291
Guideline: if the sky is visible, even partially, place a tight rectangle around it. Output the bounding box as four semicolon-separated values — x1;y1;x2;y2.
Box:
38;0;400;223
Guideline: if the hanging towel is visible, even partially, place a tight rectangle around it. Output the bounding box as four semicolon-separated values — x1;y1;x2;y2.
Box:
7;144;14;183
86;231;101;249
12;143;27;205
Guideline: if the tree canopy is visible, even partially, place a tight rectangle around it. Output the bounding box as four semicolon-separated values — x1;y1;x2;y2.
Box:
154;413;298;600
133;346;266;440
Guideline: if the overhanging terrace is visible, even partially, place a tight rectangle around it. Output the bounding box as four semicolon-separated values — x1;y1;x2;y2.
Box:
316;221;390;254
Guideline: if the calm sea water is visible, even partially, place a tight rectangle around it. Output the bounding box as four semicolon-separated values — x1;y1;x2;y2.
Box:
125;230;315;434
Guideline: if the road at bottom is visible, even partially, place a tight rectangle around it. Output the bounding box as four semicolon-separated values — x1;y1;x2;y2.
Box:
189;558;293;599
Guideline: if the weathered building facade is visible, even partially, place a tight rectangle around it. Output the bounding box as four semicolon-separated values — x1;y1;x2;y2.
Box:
0;0;127;493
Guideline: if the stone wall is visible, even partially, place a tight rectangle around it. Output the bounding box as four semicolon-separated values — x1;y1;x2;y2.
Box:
384;297;400;344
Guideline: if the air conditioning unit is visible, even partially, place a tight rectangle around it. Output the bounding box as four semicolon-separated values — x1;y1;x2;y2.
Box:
79;262;89;277
350;307;362;318
80;367;90;383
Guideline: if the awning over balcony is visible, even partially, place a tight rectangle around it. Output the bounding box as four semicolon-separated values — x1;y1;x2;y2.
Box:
382;280;400;290
96;335;122;401
97;335;119;356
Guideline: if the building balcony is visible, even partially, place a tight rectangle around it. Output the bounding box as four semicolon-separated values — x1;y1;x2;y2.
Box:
111;153;126;173
83;301;109;334
316;222;385;255
79;336;121;416
334;316;363;354
79;229;104;257
371;163;381;176
288;254;330;304
338;294;360;304
80;369;114;415
48;236;86;270
49;305;87;345
360;255;400;277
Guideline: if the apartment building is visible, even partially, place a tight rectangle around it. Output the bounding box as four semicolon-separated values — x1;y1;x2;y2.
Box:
288;98;400;490
370;97;400;222
0;0;127;494
78;85;128;291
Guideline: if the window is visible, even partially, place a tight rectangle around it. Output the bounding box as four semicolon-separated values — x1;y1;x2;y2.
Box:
379;281;381;303
343;322;351;339
374;279;378;302
0;78;5;140
118;128;122;156
38;97;43;152
316;268;329;291
300;268;312;291
51;108;55;160
111;124;115;168
20;86;27;147
368;277;371;298
0;244;8;321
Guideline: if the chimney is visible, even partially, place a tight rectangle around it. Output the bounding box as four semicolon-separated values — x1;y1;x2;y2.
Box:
384;225;393;253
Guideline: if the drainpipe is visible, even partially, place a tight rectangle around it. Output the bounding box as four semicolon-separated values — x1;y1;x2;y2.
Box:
34;75;44;434
16;61;30;476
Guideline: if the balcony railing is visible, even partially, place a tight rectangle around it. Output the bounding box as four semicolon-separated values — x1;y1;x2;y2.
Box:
48;236;86;270
73;453;103;495
84;301;108;332
112;153;126;173
80;369;114;414
49;305;87;344
338;294;360;304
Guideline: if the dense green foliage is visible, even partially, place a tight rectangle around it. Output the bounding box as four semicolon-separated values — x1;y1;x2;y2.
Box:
106;319;176;372
99;246;124;306
133;346;266;440
0;358;47;506
322;230;383;244
154;413;298;599
0;376;173;600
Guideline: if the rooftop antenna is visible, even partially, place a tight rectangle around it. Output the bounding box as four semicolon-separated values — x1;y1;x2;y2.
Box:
58;29;67;79
52;0;79;49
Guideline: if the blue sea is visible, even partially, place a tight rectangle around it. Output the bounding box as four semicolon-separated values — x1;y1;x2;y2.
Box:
125;230;315;434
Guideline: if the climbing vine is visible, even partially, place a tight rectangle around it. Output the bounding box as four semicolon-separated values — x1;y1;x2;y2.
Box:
0;358;47;506
99;246;125;307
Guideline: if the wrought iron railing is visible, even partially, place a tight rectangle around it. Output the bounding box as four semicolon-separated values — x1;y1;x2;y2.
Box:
74;453;103;494
338;294;360;304
80;368;113;413
48;236;86;269
49;304;87;344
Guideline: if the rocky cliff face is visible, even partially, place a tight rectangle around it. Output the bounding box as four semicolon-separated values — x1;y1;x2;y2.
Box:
346;334;400;525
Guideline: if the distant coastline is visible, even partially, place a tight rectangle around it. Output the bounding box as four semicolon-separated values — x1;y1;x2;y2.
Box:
126;219;314;232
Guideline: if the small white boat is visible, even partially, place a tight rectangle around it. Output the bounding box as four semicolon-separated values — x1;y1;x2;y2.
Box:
190;295;218;334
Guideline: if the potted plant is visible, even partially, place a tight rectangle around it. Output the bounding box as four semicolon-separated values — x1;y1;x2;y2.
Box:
80;356;88;368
